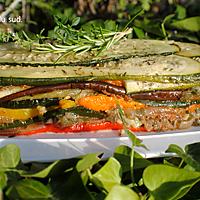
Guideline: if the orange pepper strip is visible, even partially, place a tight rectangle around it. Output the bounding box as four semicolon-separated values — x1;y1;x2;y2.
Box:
77;94;146;111
187;104;200;113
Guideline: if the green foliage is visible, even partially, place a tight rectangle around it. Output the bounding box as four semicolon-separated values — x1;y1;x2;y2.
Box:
143;165;200;200
0;144;20;170
0;172;7;190
105;185;140;200
6;179;52;200
171;17;200;32
0;32;14;43
0;142;200;199
92;157;122;192
166;143;200;171
0;0;199;43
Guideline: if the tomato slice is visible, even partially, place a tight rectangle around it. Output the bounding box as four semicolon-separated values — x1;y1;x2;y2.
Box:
3;122;146;136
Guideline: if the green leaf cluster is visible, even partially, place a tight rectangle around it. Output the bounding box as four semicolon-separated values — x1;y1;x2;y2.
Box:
0;1;199;45
1;142;200;199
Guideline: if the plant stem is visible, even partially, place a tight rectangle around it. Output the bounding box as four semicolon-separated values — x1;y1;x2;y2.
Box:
178;159;184;168
130;145;135;183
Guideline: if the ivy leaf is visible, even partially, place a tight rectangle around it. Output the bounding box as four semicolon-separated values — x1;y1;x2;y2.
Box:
166;144;185;155
104;20;117;31
185;143;200;164
175;5;186;20
143;164;200;200
76;152;101;172
133;26;145;39
0;144;20;170
76;153;102;185
114;145;152;173
92;157;122;192
50;169;93;200
0;172;7;190
105;185;140;200
6;179;52;200
171;16;200;32
21;158;79;178
166;143;200;171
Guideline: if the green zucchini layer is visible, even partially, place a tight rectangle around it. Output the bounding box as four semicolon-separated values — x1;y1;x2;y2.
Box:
1;55;199;79
0;39;179;65
139;100;200;108
125;80;200;93
1;40;199;66
1;74;200;86
0;98;60;108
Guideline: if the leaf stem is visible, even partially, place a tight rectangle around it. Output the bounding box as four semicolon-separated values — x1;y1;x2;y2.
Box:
178;159;184;168
130;145;135;183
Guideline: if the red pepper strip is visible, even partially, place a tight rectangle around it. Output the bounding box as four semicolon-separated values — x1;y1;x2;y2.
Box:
62;122;122;132
4;122;146;136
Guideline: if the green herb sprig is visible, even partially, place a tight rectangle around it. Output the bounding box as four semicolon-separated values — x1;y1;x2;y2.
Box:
34;17;132;55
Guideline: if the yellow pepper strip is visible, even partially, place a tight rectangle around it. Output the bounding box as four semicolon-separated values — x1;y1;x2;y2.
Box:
0;107;40;120
59;99;76;109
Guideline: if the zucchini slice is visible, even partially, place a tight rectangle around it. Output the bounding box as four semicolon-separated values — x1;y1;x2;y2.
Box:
0;39;179;65
174;42;200;57
0;98;60;108
139;100;200;108
1;55;200;86
125;80;200;93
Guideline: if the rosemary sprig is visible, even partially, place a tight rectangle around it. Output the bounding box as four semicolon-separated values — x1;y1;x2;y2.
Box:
34;27;132;55
5;16;132;55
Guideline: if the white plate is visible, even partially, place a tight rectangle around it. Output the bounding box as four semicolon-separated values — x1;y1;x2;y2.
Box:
0;127;200;162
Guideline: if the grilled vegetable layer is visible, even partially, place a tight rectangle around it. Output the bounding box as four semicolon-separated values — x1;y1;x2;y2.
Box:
0;39;200;135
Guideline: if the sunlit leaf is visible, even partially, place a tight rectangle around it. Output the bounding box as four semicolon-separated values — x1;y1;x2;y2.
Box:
0;172;7;190
171;17;200;32
175;5;186;20
76;152;101;172
0;144;20;169
143;164;200;200
105;185;140;200
7;179;52;199
92;157;122;192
